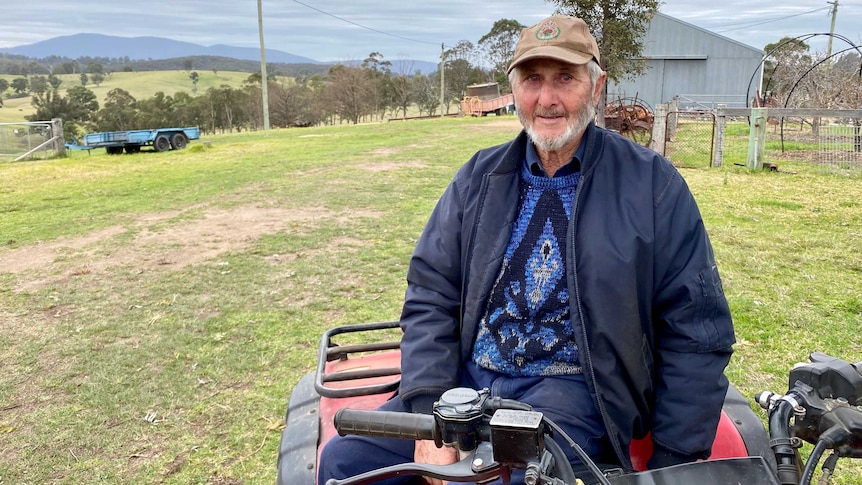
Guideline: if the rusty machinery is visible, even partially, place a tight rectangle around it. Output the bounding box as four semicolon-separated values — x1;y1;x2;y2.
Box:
604;96;655;146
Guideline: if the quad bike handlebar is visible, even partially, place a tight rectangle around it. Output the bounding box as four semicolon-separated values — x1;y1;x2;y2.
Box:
325;353;862;485
754;353;862;485
334;408;438;444
329;386;600;485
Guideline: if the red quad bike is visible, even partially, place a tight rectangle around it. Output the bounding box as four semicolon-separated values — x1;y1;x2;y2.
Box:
277;322;862;485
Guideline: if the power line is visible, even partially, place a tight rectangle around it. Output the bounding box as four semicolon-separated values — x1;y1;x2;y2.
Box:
289;0;440;46
713;6;830;33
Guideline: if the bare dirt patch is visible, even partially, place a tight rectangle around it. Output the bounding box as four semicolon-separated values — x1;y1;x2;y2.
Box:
473;117;523;130
360;160;428;172
0;204;380;294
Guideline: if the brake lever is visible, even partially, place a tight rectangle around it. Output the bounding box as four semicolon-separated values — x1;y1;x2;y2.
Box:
325;442;510;485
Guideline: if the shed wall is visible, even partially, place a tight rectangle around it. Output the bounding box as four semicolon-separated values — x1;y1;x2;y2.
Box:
607;13;764;110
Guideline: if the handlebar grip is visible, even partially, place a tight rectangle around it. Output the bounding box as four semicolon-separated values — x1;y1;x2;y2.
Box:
334;408;437;442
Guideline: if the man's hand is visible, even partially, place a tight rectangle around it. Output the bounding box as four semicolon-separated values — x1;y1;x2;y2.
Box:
414;439;458;485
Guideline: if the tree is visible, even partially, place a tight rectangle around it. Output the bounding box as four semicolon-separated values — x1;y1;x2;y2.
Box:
325;65;373;124
761;37;812;100
363;52;394;120
11;77;29;95
268;80;320;127
548;0;658;84
58;61;78;74
391;59;416;118
95;88;137;131
47;74;63;90
203;85;249;132
170;91;204;128
189;71;200;92
412;74;439;116
29;90;66;121
29;76;49;97
444;41;488;113
90;72;105;87
478;19;525;87
0;78;7;106
136;91;176;128
80;73;89;86
65;86;99;121
87;62;104;75
28;85;98;137
545;0;658;124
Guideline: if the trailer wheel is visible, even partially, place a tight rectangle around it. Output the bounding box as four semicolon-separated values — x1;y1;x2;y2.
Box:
170;133;188;150
154;135;171;152
125;145;141;154
106;146;124;155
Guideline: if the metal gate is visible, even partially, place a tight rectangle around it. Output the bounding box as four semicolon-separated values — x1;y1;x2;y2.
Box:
663;110;716;169
0;120;64;162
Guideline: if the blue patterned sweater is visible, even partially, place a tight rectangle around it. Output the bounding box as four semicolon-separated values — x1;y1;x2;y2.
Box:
471;162;582;376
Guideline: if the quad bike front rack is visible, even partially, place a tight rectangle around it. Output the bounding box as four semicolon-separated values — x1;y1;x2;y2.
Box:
314;321;402;399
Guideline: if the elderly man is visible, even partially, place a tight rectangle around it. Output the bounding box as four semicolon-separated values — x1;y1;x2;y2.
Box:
318;15;735;485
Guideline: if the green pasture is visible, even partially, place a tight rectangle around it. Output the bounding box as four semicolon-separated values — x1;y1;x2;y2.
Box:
0;71;257;123
1;116;861;483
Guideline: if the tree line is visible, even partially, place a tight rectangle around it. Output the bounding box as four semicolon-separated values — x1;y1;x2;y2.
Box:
761;37;862;111
3;1;686;135
2;29;524;137
6;49;489;139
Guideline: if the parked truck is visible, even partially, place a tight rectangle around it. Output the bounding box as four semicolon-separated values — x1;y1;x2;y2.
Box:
66;127;200;154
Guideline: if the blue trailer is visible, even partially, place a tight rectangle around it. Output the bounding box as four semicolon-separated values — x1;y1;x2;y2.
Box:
66;127;200;154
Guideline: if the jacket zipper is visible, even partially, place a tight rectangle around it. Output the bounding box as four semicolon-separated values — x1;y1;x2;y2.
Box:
569;172;630;469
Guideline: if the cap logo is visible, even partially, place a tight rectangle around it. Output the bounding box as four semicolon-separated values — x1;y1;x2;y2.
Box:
535;20;561;41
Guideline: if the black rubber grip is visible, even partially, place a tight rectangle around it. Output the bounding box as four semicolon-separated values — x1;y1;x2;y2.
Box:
334;408;436;441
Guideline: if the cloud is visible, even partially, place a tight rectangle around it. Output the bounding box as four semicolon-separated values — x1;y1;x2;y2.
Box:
1;0;858;61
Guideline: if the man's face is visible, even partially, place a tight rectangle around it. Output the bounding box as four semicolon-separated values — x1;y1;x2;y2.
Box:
512;58;604;153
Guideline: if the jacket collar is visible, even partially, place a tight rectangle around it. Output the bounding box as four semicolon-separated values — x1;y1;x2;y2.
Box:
497;121;600;176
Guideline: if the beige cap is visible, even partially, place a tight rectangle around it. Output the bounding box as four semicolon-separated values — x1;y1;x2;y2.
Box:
508;16;600;73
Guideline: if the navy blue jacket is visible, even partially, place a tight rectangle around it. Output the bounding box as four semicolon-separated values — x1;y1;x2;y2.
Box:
398;123;735;469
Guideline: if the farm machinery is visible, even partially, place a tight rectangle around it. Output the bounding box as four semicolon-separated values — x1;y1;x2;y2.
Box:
603;97;654;146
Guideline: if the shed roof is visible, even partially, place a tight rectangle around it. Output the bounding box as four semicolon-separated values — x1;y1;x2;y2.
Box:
648;12;765;58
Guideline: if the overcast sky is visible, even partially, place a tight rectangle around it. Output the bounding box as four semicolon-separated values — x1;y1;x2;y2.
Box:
1;1;860;62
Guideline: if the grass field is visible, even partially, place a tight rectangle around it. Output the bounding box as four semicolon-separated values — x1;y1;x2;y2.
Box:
0;71;258;124
1;116;861;484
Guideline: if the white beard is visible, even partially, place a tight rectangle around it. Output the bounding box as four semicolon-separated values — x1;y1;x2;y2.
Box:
520;100;596;153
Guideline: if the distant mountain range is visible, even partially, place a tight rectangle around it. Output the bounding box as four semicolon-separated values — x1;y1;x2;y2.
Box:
0;33;439;74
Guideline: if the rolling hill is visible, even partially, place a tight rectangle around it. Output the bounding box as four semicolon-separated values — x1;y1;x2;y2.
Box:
0;33;321;65
0;34;440;74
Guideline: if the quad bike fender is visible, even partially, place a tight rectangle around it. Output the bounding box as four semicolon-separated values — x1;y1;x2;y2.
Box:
277;372;319;485
629;385;775;472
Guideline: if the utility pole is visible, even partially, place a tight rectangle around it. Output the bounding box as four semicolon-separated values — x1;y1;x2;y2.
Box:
257;0;271;130
826;0;839;59
439;43;445;118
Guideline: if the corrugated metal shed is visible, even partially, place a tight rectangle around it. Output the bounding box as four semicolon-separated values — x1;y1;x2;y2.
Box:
608;12;765;110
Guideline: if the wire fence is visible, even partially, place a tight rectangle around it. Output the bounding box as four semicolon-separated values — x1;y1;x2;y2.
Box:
662;111;716;169
818;122;862;169
658;108;862;171
759;117;862;170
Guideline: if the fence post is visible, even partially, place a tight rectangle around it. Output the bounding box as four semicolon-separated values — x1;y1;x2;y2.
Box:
652;102;667;155
51;118;65;156
747;108;767;170
713;105;726;168
666;96;679;141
